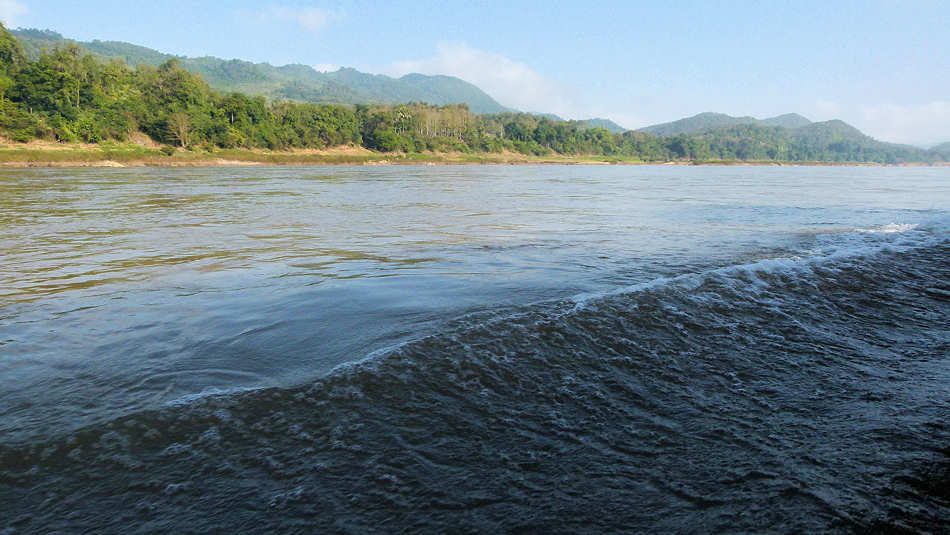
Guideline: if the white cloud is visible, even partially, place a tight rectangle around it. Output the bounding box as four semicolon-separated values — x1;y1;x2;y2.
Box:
257;6;343;34
859;101;950;147
384;42;577;117
0;0;27;27
313;63;340;73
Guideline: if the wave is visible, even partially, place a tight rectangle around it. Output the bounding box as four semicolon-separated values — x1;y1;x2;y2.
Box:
2;223;948;533
856;222;919;233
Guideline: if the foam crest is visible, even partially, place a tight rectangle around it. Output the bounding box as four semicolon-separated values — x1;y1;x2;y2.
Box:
856;222;919;233
569;223;939;315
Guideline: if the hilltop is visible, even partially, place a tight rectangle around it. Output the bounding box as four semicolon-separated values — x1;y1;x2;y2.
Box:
579;118;627;133
639;112;813;136
636;112;936;163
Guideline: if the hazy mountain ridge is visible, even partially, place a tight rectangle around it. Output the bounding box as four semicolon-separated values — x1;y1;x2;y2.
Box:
637;112;947;162
579;118;627;133
517;114;627;133
10;29;512;114
639;112;813;136
759;113;813;129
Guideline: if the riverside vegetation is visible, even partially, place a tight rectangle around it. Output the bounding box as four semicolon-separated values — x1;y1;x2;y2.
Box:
1;23;948;166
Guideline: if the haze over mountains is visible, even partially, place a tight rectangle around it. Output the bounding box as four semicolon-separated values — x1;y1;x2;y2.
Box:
639;112;813;136
633;112;947;163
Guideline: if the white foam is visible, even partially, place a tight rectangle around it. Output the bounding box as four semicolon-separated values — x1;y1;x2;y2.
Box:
566;223;939;315
855;223;919;234
163;385;264;407
313;216;947;386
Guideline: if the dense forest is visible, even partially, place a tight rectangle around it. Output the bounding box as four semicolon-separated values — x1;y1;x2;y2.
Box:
1;24;947;164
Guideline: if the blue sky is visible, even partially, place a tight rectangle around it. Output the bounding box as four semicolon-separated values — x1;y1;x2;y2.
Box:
2;0;948;145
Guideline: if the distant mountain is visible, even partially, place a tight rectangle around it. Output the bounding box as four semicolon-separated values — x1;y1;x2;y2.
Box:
637;112;937;161
10;29;511;114
579;118;627;133
639;112;759;136
673;118;938;163
793;120;931;155
792;119;869;145
528;114;626;132
759;113;812;129
932;141;950;153
639;112;813;136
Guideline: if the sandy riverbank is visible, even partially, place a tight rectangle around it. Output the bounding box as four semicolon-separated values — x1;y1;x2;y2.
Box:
0;141;946;168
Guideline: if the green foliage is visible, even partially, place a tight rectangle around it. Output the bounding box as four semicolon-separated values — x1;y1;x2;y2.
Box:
640;112;814;136
577;118;627;133
0;23;26;73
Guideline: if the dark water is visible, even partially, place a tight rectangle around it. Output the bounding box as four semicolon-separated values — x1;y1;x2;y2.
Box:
1;165;948;533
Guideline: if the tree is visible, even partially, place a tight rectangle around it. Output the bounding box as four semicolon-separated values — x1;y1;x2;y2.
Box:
167;112;193;147
0;74;12;104
0;22;25;73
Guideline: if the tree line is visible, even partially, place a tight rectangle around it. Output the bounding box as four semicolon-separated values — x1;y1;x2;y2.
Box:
0;24;945;164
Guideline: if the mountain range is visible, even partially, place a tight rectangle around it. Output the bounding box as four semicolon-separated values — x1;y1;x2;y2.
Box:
638;112;813;136
531;114;627;133
635;112;944;160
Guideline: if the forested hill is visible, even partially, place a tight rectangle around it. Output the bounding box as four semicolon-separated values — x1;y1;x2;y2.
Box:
529;114;626;133
639;112;813;136
637;112;938;163
759;113;812;129
579;118;627;133
10;29;511;114
933;141;950;154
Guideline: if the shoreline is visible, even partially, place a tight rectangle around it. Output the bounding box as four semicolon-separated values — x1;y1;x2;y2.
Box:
0;143;947;168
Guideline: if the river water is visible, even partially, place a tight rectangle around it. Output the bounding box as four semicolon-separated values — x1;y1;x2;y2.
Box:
1;165;948;533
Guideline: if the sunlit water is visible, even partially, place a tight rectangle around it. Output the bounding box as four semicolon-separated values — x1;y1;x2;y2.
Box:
1;165;948;533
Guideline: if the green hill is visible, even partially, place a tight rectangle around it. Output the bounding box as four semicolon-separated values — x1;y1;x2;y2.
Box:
932;141;950;153
760;113;812;129
636;113;942;162
639;112;813;136
639;112;760;136
10;29;511;114
792;119;869;144
530;114;626;133
580;118;627;133
678;120;933;163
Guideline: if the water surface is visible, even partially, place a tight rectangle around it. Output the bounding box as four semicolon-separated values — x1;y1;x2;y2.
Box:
1;165;948;532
